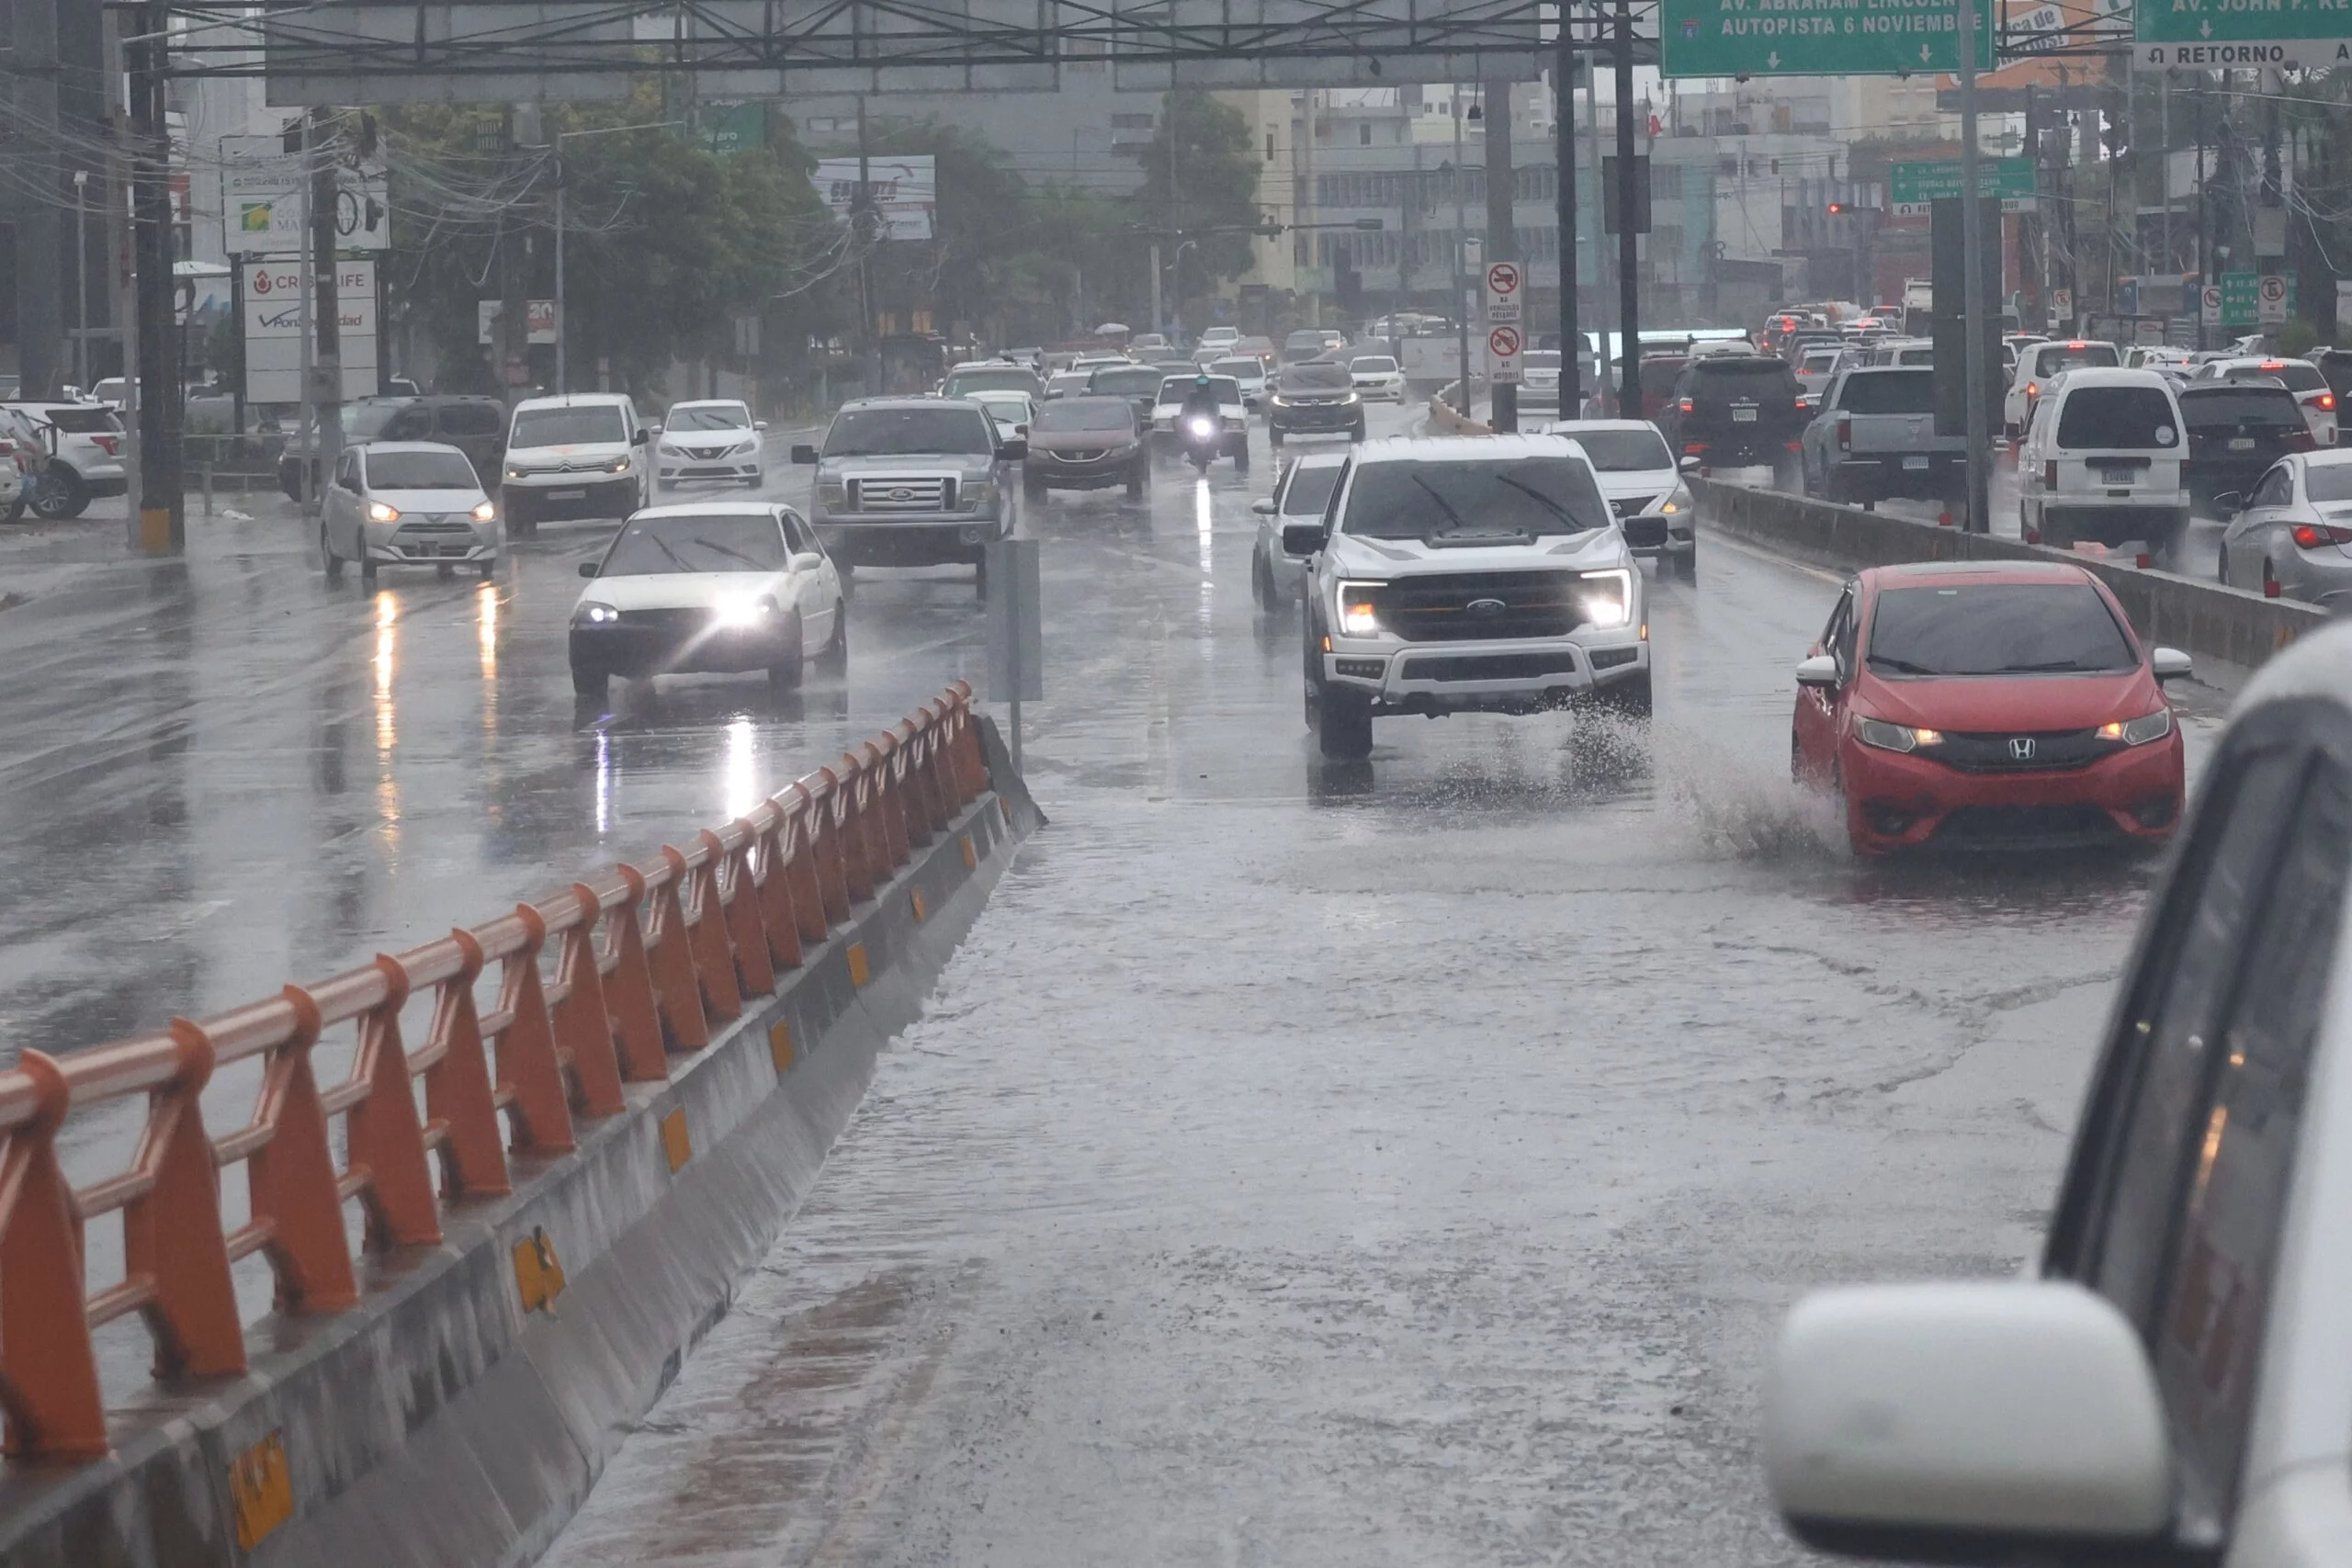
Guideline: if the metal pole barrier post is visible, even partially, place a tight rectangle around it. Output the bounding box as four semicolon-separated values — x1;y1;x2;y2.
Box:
1613;0;1638;418
1958;0;1990;534
129;0;182;554
555;149;567;395
311;111;344;515
1453;92;1470;411
1555;19;1579;417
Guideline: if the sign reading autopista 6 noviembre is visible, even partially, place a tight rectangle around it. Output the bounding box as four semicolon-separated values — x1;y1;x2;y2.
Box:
1660;0;1995;76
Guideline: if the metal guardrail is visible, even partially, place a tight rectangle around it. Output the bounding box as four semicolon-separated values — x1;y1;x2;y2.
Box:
0;684;990;1463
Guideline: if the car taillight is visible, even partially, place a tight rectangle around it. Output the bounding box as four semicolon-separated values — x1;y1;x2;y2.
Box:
2291;523;2352;548
1836;416;1852;452
1683;443;1707;455
2026;380;2040;399
1679;398;1694;413
2045;460;2059;490
90;434;119;457
2321;392;2337;412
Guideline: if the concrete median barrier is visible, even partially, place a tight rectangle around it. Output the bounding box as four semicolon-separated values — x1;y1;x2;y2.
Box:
1429;383;1490;435
1694;477;2325;678
0;693;1042;1568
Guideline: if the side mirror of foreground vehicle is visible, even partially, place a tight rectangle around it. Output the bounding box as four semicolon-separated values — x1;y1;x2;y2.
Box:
997;440;1029;462
2209;491;2241;515
578;561;599;578
790;445;820;466
1764;1280;2171;1559
1679;454;1703;473
1793;654;1839;688
2152;646;2192;682
1281;522;1327;556
1251;498;1277;516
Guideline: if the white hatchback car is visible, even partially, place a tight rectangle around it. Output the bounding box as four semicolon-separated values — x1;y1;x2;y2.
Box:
1546;419;1698;581
1764;621;2352;1568
568;502;845;697
319;441;499;581
656;400;765;489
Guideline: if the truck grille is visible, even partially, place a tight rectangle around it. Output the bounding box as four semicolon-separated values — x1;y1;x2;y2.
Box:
1398;650;1584;682
1369;572;1588;642
1609;495;1658;518
849;476;954;512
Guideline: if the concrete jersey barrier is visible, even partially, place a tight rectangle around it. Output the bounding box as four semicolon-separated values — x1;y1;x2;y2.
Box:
1693;477;2326;677
0;692;1044;1568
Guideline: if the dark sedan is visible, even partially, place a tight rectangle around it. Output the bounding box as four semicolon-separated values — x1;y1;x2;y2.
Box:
2181;380;2314;514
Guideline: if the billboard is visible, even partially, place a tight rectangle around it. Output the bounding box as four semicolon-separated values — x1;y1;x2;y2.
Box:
219;136;389;256
242;260;379;404
816;156;936;242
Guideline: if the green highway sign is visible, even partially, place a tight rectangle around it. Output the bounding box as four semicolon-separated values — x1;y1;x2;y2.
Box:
2134;0;2352;73
1888;156;2037;216
2217;271;2297;327
703;101;765;156
1660;0;1994;78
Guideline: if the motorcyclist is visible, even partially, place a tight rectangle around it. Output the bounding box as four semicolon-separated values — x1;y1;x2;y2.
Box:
1179;373;1223;436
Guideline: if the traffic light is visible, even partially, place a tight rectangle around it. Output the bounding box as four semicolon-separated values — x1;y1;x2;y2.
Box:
1826;201;1846;215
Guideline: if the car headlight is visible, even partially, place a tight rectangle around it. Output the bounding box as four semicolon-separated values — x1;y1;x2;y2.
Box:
471;501;497;523
367;501;400;524
1268;394;1290;409
605;457;631;474
966;479;997;508
2100;708;2173;746
574;601;619;625
818;480;846;506
1575;568;1634;629
1659;482;1693;515
1856;716;1943;753
1341;392;1362;405
713;593;781;628
1335;580;1385;637
504;464;526;480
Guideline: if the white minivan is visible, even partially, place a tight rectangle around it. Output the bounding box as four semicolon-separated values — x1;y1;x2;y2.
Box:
500;392;650;535
2018;367;2191;563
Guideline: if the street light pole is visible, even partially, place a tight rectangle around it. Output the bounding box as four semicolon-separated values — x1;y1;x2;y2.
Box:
1957;0;1990;534
72;169;88;391
1453;89;1471;407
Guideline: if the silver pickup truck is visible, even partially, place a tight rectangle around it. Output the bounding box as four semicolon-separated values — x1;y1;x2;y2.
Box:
1798;366;1966;509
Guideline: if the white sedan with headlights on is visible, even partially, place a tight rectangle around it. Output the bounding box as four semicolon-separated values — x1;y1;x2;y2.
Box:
1545;419;1698;581
568;502;845;698
656;399;766;489
1348;354;1408;402
319;441;500;581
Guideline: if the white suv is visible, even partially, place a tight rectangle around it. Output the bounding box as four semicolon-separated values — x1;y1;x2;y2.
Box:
1293;434;1650;760
1763;622;2352;1568
500;393;650;535
0;400;127;519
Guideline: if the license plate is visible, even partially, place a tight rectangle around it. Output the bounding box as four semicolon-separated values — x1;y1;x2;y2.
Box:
1732;407;1758;423
1903;455;1930;471
2098;468;2135;485
2229;436;2256;451
549;488;587;501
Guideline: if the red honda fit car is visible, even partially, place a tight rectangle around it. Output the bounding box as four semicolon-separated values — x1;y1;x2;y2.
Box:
1792;562;2190;853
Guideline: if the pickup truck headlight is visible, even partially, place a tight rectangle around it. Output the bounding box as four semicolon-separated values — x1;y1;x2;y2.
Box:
1575;568;1634;629
2098;708;2172;746
966;479;997;509
1335;579;1385;637
1857;716;1942;753
818;480;847;507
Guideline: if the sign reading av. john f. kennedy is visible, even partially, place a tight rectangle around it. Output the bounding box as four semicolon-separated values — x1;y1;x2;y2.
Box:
2134;0;2352;72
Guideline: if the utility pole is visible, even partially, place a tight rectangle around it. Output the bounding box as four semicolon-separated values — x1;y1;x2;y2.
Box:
1453;89;1471;405
73;170;89;391
311;110;345;518
128;0;182;553
11;0;62;400
2194;77;2208;351
1957;0;1990;534
1612;0;1638;416
1302;90;1319;327
1555;24;1579;415
1484;80;1520;433
1149;240;1164;336
856;96;879;389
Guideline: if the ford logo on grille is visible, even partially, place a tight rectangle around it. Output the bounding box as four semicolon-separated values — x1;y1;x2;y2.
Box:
888;487;915;501
2009;738;2037;761
1465;597;1508;618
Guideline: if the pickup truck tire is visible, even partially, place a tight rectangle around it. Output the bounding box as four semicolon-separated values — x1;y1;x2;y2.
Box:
1594;671;1653;720
1023;467;1046;498
1312;683;1374;760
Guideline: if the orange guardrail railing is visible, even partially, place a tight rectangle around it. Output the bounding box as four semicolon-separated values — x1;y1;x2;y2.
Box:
0;684;993;1462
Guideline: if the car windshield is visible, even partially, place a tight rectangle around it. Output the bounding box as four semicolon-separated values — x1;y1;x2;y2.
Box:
1341;456;1609;540
944;368;1038;396
2055;389;2178;449
2033;344;2120;376
667;405;751;432
1033;399;1132;433
1211;358;1262;379
1561;429;1673;471
1279;464;1343;516
2306;464;2352;502
1160;378;1239;404
2182;389;2305;431
1282;363;1352;391
2226;362;2324;392
367;451;479;490
1091;367;1165;397
823;406;993;456
1350;357;1398;374
1838;370;1936;414
1867;583;2134;677
512;406;626;447
600;513;787;575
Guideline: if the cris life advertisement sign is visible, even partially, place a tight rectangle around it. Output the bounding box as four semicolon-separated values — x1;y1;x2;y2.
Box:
814;156;936;242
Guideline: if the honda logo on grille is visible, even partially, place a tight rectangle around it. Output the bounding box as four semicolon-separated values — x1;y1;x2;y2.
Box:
2008;738;2037;761
1465;597;1508;618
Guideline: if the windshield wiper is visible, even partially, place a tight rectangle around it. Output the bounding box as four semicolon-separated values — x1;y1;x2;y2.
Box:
694;539;771;570
1998;660;2119;673
1408;472;1472;533
642;532;695;573
1490;473;1598;534
1867;655;1939;675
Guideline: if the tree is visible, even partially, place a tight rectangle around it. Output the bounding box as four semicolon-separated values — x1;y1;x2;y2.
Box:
1135;92;1264;324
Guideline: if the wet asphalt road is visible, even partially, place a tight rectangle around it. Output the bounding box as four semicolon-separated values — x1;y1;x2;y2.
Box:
497;415;2230;1565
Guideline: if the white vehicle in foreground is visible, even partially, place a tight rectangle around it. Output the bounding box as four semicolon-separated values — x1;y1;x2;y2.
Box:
0;400;127;519
1763;619;2352;1568
319;441;500;581
1545;419;1697;581
1294;434;1650;759
656;400;766;489
568;502;845;697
